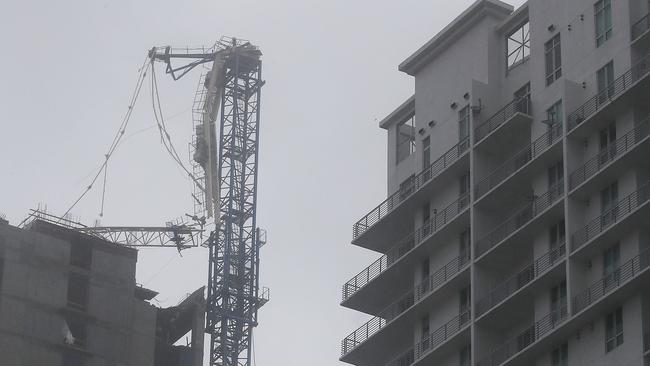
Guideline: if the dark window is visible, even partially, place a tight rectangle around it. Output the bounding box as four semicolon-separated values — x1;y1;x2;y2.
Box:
61;350;84;366
551;342;568;366
396;115;416;165
459;172;470;208
460;228;471;265
514;83;531;114
545;34;562;86
422;202;431;237
399;175;416;200
421;315;430;351
603;243;621;289
601;181;619;227
599;123;617;165
459;344;471;366
597;61;615;102
550;280;567;323
67;273;89;311
546;100;563;143
549;219;566;262
459;285;471;324
595;0;613;47
70;239;92;270
507;21;531;70
458;106;470;141
605;307;624;352
422;137;431;171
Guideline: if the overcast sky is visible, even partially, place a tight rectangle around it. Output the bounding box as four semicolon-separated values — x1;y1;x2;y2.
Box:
0;0;525;365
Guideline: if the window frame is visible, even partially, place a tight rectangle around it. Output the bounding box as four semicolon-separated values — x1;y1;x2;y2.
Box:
551;342;568;366
396;115;416;165
595;0;613;47
545;34;563;86
605;306;624;352
506;20;531;72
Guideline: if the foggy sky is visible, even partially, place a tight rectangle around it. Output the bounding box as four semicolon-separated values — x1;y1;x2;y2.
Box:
0;0;525;365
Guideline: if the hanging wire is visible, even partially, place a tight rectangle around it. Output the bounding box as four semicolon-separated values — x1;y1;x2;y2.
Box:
63;55;151;218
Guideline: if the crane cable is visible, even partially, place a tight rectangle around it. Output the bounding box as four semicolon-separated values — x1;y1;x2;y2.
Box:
149;61;207;192
63;55;151;218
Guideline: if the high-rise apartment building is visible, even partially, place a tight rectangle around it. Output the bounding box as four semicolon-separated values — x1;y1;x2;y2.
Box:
340;0;650;365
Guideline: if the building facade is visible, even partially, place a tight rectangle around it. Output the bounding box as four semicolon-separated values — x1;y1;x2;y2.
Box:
0;218;205;366
340;0;650;365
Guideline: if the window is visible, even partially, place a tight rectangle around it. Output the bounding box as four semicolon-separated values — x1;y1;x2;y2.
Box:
422;136;431;173
459;172;470;208
605;307;624;352
459;285;471;324
549;219;566;262
459;105;470;141
422;202;431;237
514;83;531;114
70;238;92;270
420;257;430;294
459;344;471;366
597;61;615;102
551;342;568;366
460;228;471;265
550;280;567;324
67;273;89;311
421;315;430;351
548;160;564;203
396;115;416;164
546;100;563;140
399;175;416;200
599;122;617;165
603;243;620;289
507;21;531;70
595;0;613;47
64;317;87;349
545;34;562;86
601;181;619;227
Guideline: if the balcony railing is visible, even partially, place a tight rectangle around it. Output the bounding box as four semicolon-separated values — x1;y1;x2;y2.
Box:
475;123;562;199
386;310;471;366
477;305;568;366
569;117;650;190
343;194;470;302
571;181;650;252
475;181;564;258
573;247;650;314
567;54;650;131
353;138;470;240
632;13;650;41
340;251;470;357
476;243;566;317
475;95;532;143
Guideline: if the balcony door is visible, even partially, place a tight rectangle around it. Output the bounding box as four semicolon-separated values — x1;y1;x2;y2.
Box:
603;243;621;290
597;61;615;104
601;181;619;227
549;219;565;263
550;280;567;324
514;83;531;114
599;123;617;165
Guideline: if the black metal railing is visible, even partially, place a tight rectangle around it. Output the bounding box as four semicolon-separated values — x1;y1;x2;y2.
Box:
340;251;471;357
476;243;566;317
571;181;650;252
475;124;562;199
353;138;470;240
477;305;568;366
573;248;650;314
569;117;650;190
386;310;471;366
343;194;470;302
632;13;650;41
567;54;650;131
475;95;532;143
475;181;564;258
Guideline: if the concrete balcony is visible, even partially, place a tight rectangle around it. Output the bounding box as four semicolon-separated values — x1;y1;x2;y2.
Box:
475;124;563;207
632;13;650;48
570;181;650;259
476;305;568;366
351;138;470;251
386;310;471;366
568;116;650;198
474;96;533;150
340;252;470;364
475;181;565;263
475;244;566;321
573;247;650;314
342;194;470;313
567;53;650;140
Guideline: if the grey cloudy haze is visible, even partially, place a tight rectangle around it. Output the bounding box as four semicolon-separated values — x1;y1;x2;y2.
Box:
0;0;524;365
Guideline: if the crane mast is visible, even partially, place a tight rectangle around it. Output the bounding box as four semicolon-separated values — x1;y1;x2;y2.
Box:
150;38;266;366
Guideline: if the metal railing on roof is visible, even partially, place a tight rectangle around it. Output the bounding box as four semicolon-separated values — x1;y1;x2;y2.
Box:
573;247;650;314
475;95;531;144
475;180;564;258
571;181;650;252
632;13;650;41
476;243;566;317
476;305;568;366
340;251;470;357
569;117;650;190
386;309;471;366
342;193;469;302
352;138;470;240
567;54;650;132
475;123;562;200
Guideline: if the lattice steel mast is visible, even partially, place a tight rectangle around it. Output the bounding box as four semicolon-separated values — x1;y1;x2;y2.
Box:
149;38;267;366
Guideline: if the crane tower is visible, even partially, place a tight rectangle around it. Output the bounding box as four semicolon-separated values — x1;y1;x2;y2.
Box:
149;37;267;366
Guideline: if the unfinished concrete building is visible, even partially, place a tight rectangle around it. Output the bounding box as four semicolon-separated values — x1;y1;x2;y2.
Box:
341;0;650;365
0;218;205;366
